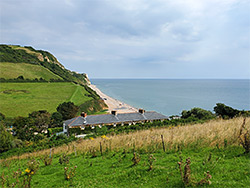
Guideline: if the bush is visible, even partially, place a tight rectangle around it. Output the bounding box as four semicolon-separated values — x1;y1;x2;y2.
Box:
181;108;215;120
0;123;13;152
57;102;79;120
214;103;240;119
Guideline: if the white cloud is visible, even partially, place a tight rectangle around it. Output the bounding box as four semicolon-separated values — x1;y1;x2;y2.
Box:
0;0;249;78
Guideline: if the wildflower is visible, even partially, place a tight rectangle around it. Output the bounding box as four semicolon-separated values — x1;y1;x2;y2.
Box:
25;168;31;174
101;135;109;140
90;137;94;140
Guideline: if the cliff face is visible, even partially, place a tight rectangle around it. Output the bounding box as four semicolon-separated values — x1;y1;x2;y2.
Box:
0;44;88;84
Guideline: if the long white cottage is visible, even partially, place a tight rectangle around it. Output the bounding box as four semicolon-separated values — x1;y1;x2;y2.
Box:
63;109;168;135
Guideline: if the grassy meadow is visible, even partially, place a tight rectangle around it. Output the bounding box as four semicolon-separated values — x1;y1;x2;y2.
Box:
0;62;62;80
0;82;92;117
1;117;249;187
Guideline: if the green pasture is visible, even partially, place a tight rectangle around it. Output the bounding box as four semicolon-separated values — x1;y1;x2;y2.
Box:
0;62;62;80
1;146;249;187
0;82;92;117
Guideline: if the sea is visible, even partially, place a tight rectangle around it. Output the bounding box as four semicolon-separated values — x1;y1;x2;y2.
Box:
91;79;250;116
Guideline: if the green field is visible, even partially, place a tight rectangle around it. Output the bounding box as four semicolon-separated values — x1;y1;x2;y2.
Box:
0;82;92;117
1;146;249;187
0;62;62;80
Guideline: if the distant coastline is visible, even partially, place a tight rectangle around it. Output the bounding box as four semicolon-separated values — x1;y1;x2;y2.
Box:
89;84;138;114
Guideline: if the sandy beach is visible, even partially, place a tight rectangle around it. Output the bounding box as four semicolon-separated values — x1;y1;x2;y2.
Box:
89;84;138;114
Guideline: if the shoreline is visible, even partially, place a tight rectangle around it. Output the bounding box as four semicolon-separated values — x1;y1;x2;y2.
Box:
89;84;138;114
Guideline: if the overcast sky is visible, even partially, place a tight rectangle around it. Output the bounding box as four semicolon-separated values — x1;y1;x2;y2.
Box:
1;0;249;79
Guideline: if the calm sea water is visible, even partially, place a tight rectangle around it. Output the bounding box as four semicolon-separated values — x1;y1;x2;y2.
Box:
91;79;250;116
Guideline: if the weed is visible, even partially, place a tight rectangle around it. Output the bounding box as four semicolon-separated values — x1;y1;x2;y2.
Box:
238;118;250;154
59;153;69;165
26;159;40;175
197;171;212;185
1;159;10;168
224;139;228;148
42;153;53;166
64;166;77;183
89;147;97;158
21;159;40;188
132;152;141;166
1;172;6;187
178;157;212;186
148;154;156;171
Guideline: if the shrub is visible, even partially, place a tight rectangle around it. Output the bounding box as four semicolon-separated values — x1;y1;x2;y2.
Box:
214;103;240;119
57;102;79;120
181;107;215;120
0;123;13;152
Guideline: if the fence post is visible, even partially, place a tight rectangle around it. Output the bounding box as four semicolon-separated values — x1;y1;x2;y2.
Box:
100;142;103;156
161;135;166;152
74;145;77;156
49;148;52;158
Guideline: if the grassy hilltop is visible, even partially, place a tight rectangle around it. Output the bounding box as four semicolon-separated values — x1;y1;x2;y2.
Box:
0;44;106;117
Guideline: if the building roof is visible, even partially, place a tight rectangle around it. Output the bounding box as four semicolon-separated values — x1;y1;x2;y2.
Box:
64;111;168;128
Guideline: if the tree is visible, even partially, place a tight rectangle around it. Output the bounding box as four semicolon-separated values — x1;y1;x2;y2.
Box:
0;112;5;121
50;112;63;128
0;122;13;152
181;107;215;120
214;103;239;119
56;102;79;120
29;110;51;132
13;117;34;141
17;75;24;80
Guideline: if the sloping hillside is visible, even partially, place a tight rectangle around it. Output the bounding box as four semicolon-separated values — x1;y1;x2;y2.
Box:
0;44;88;84
0;62;63;80
0;82;93;117
0;44;107;117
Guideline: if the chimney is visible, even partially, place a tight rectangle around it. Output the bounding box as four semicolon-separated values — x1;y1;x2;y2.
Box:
111;110;117;116
139;109;145;114
81;112;87;118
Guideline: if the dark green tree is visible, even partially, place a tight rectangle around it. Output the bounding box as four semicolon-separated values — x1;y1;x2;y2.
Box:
56;102;79;120
13;117;34;141
50;112;63;128
0;112;5;121
17;75;24;80
0;122;13;152
214;103;239;119
181;107;215;120
29;110;51;132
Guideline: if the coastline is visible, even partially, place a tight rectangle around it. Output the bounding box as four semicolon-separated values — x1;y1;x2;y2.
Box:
89;84;138;114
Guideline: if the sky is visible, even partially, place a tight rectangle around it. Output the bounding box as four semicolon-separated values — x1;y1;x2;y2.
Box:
0;0;249;79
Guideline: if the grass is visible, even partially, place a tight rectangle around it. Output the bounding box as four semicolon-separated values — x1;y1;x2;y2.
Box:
0;62;62;80
1;145;249;187
0;82;92;117
1;117;249;187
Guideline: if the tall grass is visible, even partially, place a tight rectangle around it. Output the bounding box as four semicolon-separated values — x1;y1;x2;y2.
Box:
5;117;249;160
